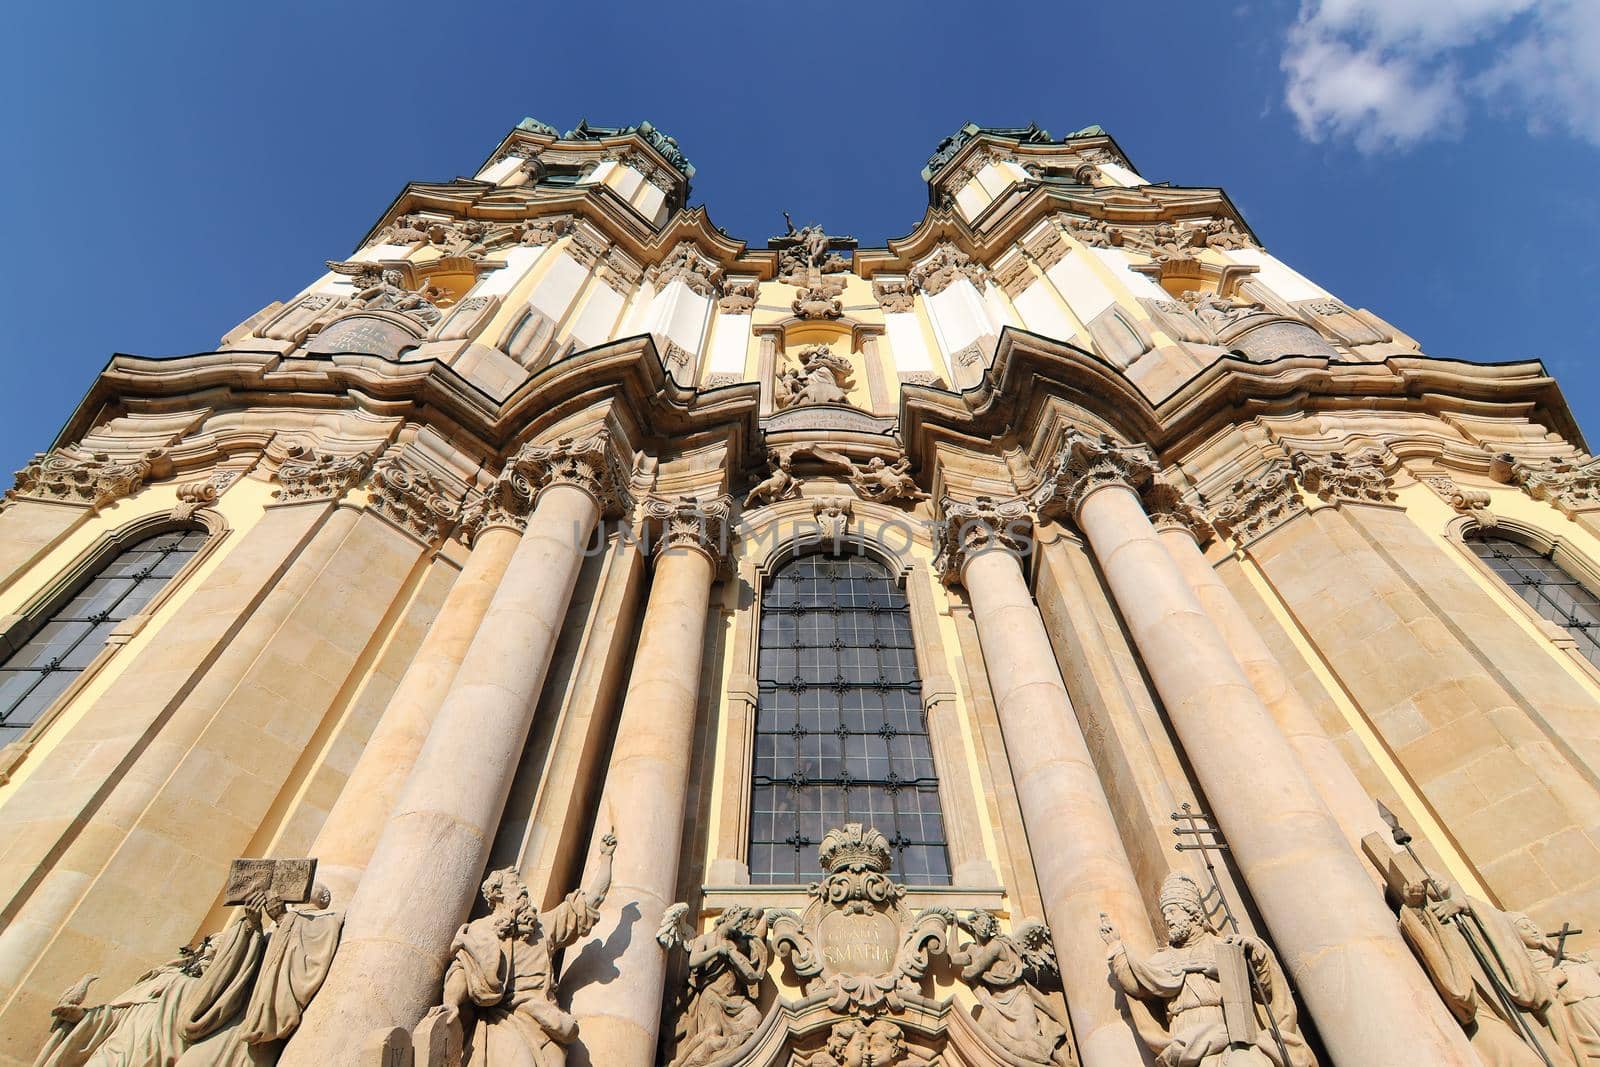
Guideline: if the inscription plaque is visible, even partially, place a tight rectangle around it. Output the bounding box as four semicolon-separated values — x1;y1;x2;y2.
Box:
305;314;421;360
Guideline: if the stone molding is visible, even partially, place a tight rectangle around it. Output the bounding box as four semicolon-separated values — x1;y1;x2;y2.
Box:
1142;481;1214;545
1206;462;1304;545
1493;452;1600;517
642;494;733;566
270;444;374;505
935;495;1032;584
908;241;988;296
367;451;463;544
1029;428;1157;524
1291;449;1396;505
4;447;163;511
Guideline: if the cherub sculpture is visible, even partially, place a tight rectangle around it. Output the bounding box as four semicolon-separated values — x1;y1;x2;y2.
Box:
744;448;800;509
423;833;617;1067
848;457;928;505
950;910;1073;1066
656;903;771;1067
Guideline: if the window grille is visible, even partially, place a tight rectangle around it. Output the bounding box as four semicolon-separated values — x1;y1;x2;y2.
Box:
1469;534;1600;667
748;552;950;885
0;528;206;745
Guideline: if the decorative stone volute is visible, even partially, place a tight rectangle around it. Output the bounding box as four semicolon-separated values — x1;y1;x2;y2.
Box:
367;451;462;544
1207;463;1305;545
1142;481;1214;545
818;822;894;877
271;444;374;505
935;496;1032;584
1029;429;1158;524
5;447;163;511
643;494;733;566
522;431;633;517
1291;449;1396;505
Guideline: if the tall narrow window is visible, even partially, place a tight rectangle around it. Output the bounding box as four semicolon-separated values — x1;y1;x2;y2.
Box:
0;527;207;745
749;552;950;885
1470;533;1600;667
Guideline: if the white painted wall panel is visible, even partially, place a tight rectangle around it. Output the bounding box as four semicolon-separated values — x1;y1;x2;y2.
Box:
706;314;751;375
476;156;521;184
473;246;545;298
527;253;588;320
1090;248;1168;301
1013;284;1075;342
926;281;988;354
1046;253;1116;322
955;182;988;221
1223;249;1329;301
569;284;625;349
884;313;933;372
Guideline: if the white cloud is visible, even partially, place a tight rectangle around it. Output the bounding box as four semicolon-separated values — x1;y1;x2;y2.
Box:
1282;0;1600;151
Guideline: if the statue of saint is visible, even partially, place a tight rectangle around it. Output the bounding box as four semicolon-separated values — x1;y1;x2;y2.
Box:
1099;872;1314;1067
655;904;770;1067
949;911;1073;1066
424;833;617;1067
1508;914;1600;1065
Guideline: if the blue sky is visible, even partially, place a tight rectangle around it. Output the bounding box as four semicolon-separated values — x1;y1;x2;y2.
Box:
3;1;1596;475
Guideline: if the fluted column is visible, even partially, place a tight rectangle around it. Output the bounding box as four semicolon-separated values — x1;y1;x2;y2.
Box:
566;496;729;1067
1038;430;1477;1066
1145;485;1388;854
281;434;630;1067
309;522;521;903
937;497;1151;1067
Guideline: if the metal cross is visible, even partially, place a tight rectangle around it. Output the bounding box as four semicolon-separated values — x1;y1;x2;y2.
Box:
1549;922;1584;964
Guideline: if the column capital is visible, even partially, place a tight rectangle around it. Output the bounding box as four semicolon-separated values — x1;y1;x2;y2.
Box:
1143;481;1214;545
4;446;164;511
271;443;375;505
935;495;1032;585
1207;462;1304;545
366;449;463;545
460;431;633;545
642;494;733;568
1289;449;1396;505
1493;450;1600;518
1030;428;1157;524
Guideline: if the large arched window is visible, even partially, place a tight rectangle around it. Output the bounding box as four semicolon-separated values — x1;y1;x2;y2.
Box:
749;551;950;885
1469;532;1600;667
0;526;207;745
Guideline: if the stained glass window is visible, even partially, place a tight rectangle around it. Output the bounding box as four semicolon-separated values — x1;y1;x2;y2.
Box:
1470;534;1600;667
748;552;950;885
0;527;207;746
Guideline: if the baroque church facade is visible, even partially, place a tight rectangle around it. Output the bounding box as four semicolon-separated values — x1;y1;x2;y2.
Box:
1;118;1599;1067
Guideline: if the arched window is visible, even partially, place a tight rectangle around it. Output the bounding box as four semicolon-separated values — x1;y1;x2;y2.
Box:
1469;532;1600;667
0;527;207;745
749;552;950;885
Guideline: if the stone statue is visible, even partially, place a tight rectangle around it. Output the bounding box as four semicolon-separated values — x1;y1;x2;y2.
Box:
1180;290;1261;336
422;833;616;1067
949;910;1072;1066
36;881;342;1067
1099;872;1314;1067
846;457;927;505
798;1017;935;1067
774;346;853;409
656;903;771;1067
744;449;800;509
326;261;443;327
1508;914;1600;1065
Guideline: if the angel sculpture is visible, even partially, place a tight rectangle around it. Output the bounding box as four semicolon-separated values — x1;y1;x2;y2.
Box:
744;449;800;509
949;911;1074;1066
656;903;771;1067
848;457;928;505
325;260;443;327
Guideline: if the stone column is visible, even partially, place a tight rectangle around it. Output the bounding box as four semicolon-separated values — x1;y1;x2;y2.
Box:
937;496;1151;1067
280;434;630;1067
1038;430;1477;1066
566;496;729;1067
310;523;521;903
1145;484;1388;854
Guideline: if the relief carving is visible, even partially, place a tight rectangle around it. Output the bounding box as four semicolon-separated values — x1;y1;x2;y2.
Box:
657;905;771;1067
773;219;853;320
995;257;1034;299
271;443;373;505
873;279;917;314
908;243;988;297
744;448;801;509
720;279;759;314
1030;429;1158;524
1494;453;1600;518
935;496;1032;583
644;495;733;564
775;346;854;410
796;1017;934;1067
1059;216;1115;249
1143;481;1215;544
520;217;576;247
1290;450;1396;505
171;471;238;520
1180;289;1265;339
950;911;1072;1066
368;451;462;544
812;496;854;541
650;241;724;299
324;261;443;327
842;456;928;506
1207;464;1305;544
5;448;161;510
419;834;616;1067
1099;873;1315;1067
1422;474;1495;527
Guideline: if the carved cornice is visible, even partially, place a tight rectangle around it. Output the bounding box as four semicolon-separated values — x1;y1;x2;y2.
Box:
1494;453;1600;517
1207;463;1304;545
643;494;732;566
1291;450;1396;505
271;444;374;504
1142;481;1214;544
935;495;1032;583
4;448;162;510
908;241;988;296
1030;429;1157;524
367;451;462;544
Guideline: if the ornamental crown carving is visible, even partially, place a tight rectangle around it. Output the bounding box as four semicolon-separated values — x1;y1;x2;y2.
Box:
935;495;1032;583
5;447;162;510
648;241;724;298
271;444;373;504
1291;449;1396;505
818;823;893;875
1207;463;1304;544
1030;429;1157;524
643;495;733;565
907;242;988;296
368;451;463;544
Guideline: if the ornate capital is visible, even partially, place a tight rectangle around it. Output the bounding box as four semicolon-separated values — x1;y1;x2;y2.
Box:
717;278;757;314
1030;429;1157;523
1495;452;1600;517
1143;481;1214;544
643;494;732;566
5;447;162;510
935;495;1032;583
1291;450;1396;505
646;241;723;298
908;241;988;296
368;451;462;544
1208;462;1304;544
271;444;373;504
521;432;633;517
872;278;916;313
